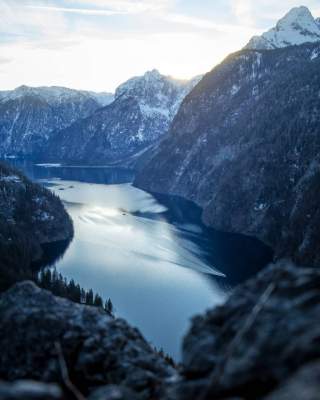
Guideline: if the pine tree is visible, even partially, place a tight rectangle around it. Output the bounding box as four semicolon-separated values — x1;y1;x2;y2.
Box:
86;289;94;305
80;288;86;304
94;294;103;307
105;298;113;315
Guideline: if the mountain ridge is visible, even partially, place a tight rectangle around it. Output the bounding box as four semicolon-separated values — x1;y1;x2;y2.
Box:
245;6;320;49
44;70;201;164
135;42;320;266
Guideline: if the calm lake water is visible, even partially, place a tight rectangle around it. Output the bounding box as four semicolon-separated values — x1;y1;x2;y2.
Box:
9;161;273;360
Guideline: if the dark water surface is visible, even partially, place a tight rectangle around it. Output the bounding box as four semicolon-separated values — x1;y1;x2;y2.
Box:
9;161;273;359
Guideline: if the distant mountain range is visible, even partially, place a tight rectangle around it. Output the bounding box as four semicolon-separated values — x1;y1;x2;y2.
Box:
45;70;201;164
2;6;319;167
0;86;105;158
136;7;320;268
0;71;200;164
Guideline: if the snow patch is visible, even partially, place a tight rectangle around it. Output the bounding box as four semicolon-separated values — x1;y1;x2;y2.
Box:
0;175;21;183
230;85;240;96
310;48;320;60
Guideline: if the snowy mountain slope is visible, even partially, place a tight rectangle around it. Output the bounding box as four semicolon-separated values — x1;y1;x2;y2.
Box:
79;90;114;106
245;6;320;50
0;85;113;107
45;70;201;164
0;86;103;158
115;69;202;123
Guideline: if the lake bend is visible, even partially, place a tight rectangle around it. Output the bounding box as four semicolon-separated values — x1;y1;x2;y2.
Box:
9;161;273;360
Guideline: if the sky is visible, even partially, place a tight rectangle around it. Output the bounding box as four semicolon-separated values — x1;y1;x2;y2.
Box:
0;0;320;92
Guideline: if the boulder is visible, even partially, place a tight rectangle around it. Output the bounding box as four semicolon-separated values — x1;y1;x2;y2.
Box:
0;281;173;399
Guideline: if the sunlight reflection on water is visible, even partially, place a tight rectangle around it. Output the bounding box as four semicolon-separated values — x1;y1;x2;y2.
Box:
46;179;227;359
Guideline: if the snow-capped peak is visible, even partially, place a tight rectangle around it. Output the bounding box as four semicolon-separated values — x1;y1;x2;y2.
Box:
113;69;201;136
245;6;320;50
114;69;191;102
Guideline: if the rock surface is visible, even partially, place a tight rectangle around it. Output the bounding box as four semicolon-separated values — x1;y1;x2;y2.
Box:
135;42;320;266
167;261;320;400
88;384;140;400
0;281;174;399
0;380;63;400
264;361;320;400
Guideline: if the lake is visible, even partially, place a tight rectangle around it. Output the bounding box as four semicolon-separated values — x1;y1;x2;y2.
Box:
9;161;273;360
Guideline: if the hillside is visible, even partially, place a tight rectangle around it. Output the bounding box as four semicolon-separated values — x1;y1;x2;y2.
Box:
0;162;73;290
135;42;320;266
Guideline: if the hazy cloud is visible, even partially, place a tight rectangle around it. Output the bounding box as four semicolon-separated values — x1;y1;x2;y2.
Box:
25;0;173;16
0;56;12;64
164;13;257;34
24;6;125;16
231;0;320;28
1;0;320;91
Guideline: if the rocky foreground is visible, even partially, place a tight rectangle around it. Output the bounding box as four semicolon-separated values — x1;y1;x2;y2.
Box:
0;260;319;400
0;281;174;400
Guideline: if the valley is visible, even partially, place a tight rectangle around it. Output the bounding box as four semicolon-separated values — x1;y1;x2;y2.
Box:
1;4;320;400
9;161;272;360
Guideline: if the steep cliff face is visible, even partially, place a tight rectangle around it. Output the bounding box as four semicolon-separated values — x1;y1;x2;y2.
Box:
0;86;102;158
135;42;320;266
45;70;201;164
167;261;320;400
0;163;73;289
0;281;173;399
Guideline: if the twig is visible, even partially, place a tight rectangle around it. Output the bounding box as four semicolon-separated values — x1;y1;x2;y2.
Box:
54;341;87;400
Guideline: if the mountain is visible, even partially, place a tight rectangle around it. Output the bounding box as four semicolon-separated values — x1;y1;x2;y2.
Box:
0;85;113;107
135;42;320;267
45;70;201;164
245;6;320;49
0;85;105;158
80;89;114;106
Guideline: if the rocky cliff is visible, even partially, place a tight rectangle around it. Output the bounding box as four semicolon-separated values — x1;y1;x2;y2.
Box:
167;261;320;400
135;42;320;266
0;281;174;400
0;162;73;289
1;261;319;399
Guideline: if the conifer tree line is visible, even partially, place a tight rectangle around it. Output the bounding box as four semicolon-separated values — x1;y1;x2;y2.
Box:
37;268;114;315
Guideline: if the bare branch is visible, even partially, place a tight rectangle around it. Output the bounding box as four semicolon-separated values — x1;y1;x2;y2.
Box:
54;341;86;400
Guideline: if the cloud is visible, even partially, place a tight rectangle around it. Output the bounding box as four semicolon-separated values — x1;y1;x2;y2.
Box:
164;13;257;34
231;0;320;28
74;0;172;13
25;0;173;16
0;56;12;64
24;5;125;16
1;0;319;92
232;0;255;26
0;0;68;43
